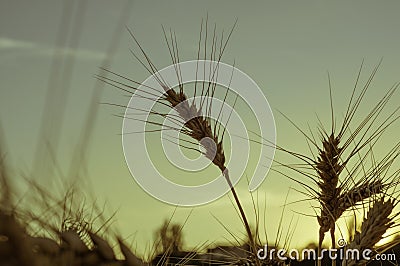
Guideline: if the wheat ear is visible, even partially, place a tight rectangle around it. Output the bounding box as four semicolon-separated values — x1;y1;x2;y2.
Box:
161;81;257;256
342;198;397;266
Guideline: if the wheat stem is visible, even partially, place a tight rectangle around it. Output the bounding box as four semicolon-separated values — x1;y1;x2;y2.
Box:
222;169;256;256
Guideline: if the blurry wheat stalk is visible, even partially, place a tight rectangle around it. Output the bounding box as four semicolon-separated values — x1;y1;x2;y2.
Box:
0;174;152;266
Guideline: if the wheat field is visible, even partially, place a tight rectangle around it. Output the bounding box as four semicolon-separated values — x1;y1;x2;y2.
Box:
1;1;400;266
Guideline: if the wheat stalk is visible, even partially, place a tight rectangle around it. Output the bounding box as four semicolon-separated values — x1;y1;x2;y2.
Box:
156;39;260;261
98;20;263;261
267;61;400;266
318;62;400;247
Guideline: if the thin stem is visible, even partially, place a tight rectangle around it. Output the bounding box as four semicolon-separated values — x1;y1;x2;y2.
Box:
331;229;336;266
222;169;259;264
318;237;322;266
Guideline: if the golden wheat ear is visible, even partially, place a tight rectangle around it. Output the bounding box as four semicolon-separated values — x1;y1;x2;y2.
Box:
342;197;399;266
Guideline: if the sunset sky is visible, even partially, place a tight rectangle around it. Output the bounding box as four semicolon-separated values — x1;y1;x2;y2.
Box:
1;0;400;256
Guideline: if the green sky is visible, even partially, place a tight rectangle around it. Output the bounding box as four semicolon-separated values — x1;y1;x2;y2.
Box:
1;0;400;256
